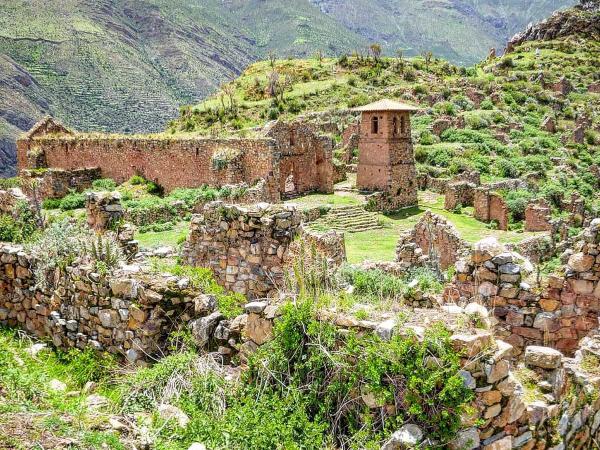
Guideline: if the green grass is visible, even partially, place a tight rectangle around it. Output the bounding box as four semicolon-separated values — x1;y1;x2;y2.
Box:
285;192;362;209
135;221;190;249
341;192;544;264
0;327;121;448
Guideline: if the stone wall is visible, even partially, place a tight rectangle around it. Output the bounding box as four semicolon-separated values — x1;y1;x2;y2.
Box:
21;167;101;200
445;181;477;210
287;228;347;267
396;211;471;271
451;223;600;355
17;122;280;200
183;202;302;299
86;191;124;231
263;120;334;198
474;188;509;231
0;188;29;216
0;244;203;364
524;199;552;232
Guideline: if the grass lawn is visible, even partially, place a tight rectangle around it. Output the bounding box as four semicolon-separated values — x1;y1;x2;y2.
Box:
285;192;364;209
135;221;190;249
342;191;546;264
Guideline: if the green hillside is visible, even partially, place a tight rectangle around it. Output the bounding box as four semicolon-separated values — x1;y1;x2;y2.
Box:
170;3;600;215
0;0;573;176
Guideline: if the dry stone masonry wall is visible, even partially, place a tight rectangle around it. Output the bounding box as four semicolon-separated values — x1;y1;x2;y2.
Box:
183;202;302;299
396;212;471;271
451;221;600;356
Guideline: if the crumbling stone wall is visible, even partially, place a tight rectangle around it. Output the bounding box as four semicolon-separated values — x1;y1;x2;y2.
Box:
451;221;600;355
287;228;347;267
0;188;30;216
21;167;101;200
0;244;203;364
17;123;280;200
524;198;552;232
444;181;477;211
183;202;302;299
86;191;124;231
263;120;334;198
396;212;471;271
474;188;509;231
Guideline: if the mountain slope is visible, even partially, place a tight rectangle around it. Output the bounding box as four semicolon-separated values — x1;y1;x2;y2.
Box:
0;0;576;176
170;1;600;214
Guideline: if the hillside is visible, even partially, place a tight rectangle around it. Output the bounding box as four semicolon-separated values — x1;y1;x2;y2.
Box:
0;0;573;177
170;0;600;215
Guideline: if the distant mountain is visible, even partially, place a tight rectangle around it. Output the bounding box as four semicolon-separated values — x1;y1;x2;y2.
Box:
0;0;575;176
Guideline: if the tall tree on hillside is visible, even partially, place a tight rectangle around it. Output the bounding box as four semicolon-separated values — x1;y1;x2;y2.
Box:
370;43;382;62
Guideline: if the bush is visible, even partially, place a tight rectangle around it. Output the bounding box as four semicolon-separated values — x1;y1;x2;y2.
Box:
91;178;117;190
503;189;535;222
419;130;435;145
150;261;245;319
59;192;86;210
340;266;406;300
244;301;474;446
0;201;39;243
129;175;146;185
27;221;89;289
0;177;22;190
0;214;18;242
42;198;62;210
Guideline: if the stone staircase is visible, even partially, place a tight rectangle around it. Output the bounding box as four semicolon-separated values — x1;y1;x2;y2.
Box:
310;205;383;233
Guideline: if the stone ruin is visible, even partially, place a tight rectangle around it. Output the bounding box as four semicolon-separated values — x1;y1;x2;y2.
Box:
86;191;124;231
21;167;101;200
474;188;509;231
183;202;302;298
182;202;347;299
524;198;552;232
450;220;600;356
396;211;471;271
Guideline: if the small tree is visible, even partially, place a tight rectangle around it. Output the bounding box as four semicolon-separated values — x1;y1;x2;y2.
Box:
268;50;277;69
369;43;382;61
422;51;434;69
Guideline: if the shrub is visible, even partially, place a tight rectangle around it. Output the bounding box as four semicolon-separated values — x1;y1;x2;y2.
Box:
129;175;146;185
27;220;89;289
347;93;369;108
419;130;435;145
245;301;474;446
0;177;22;190
59;192;86;210
150;261;244;319
503;189;535;222
0;201;39;243
0;214;18;242
91;178;117;190
340;266;406;300
42;198;62;209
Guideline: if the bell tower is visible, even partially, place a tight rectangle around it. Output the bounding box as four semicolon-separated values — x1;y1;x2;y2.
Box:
354;99;418;209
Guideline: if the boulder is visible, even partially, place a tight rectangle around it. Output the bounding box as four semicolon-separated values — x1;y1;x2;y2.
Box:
381;424;424;449
449;428;480;450
525;346;563;369
568;253;595;272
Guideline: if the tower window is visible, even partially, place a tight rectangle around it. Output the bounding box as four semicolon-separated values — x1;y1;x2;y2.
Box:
400;116;406;134
393;116;399;135
371;116;379;134
289;130;295;146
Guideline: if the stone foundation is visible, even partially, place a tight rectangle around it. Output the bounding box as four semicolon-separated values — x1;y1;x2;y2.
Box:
86;192;124;231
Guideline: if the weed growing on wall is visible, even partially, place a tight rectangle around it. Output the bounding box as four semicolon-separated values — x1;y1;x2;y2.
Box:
150;260;245;319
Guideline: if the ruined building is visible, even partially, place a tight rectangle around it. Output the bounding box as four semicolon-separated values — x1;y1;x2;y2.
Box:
16;117;334;201
354;100;419;210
